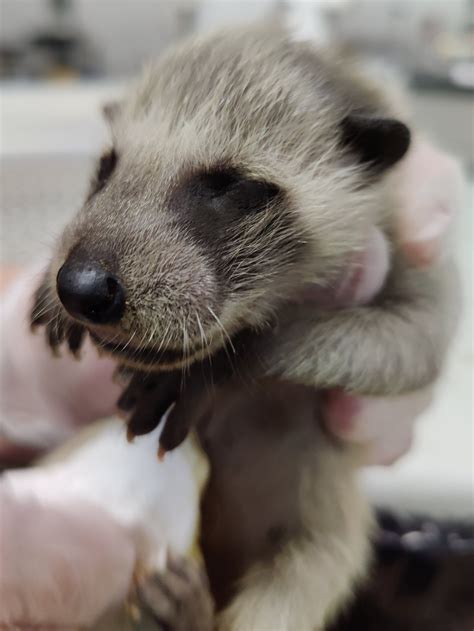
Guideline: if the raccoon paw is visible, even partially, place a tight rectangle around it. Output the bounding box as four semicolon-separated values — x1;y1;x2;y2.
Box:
134;554;214;631
30;274;86;357
116;342;241;455
117;361;219;456
117;368;182;443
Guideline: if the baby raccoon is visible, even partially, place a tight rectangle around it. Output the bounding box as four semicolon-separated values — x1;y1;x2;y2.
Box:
31;25;455;630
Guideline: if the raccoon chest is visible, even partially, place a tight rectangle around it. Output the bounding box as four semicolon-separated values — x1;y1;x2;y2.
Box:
198;381;321;609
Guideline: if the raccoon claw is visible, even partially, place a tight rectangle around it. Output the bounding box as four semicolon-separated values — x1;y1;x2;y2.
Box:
134;555;214;631
41;313;86;358
46;316;66;356
157;445;167;461
66;323;86;356
157;378;208;453
126;426;136;444
30;275;87;357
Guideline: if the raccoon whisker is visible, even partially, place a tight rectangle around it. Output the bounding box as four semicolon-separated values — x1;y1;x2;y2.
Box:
54;312;61;340
179;320;188;390
32;295;57;315
195;310;214;393
206;309;239;378
146;321;160;346
156;334;174;367
106;329;124;345
133;326;152;353
195;311;204;349
101;330;142;364
41;311;62;329
31;297;58;323
119;330;138;355
207;306;236;354
181;318;192;380
153;320;172;358
150;318;173;363
195;311;212;365
99;332;124;352
135;319;157;350
35;313;58;327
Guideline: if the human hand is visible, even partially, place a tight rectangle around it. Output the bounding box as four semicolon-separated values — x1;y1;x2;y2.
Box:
0;265;120;459
322;139;462;465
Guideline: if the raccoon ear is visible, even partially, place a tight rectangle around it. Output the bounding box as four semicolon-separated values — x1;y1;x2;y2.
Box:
341;114;411;173
102;101;122;124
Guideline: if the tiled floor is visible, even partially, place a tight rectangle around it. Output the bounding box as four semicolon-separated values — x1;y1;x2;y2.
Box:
1;83;472;519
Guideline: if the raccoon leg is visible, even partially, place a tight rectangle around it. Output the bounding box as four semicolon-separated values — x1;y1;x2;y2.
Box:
217;469;372;631
217;539;363;631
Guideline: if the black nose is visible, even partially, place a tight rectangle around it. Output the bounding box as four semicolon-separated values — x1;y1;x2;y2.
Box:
56;262;125;324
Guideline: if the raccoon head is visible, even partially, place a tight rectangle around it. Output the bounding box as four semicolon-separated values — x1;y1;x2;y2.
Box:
33;28;409;371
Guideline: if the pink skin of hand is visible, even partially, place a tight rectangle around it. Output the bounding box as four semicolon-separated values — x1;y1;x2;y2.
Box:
395;137;463;268
0;265;121;458
0;481;136;629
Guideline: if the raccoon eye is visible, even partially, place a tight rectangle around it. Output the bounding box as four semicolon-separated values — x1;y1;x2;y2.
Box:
229;179;280;213
93;149;117;194
199;168;281;213
200;168;240;196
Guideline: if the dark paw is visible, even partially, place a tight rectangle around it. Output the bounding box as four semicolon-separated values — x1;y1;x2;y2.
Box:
117;369;182;445
30;272;86;357
117;348;237;457
135;555;214;631
117;364;213;457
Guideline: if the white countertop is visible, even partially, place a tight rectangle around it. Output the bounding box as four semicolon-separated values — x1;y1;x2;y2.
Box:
1;82;472;518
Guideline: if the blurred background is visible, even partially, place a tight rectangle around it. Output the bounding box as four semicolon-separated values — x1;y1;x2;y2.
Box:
1;0;473;254
0;1;473;628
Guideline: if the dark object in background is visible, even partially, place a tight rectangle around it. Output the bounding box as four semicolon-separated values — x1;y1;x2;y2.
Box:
24;31;99;79
0;0;100;79
331;510;474;631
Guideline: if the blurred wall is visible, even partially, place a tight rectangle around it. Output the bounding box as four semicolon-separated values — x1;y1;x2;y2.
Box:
0;0;470;76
